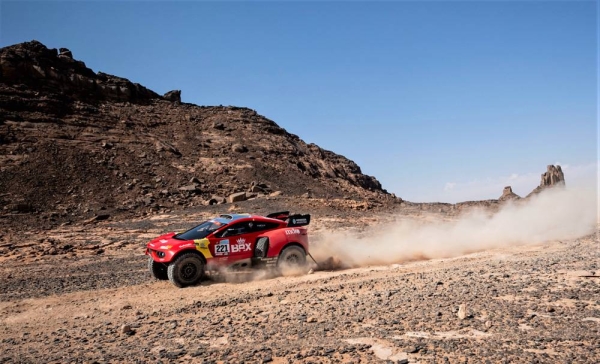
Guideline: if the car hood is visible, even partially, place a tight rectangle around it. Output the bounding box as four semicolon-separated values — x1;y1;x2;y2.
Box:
147;232;188;250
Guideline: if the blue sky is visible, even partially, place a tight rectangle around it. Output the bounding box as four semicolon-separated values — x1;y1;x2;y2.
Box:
1;1;597;202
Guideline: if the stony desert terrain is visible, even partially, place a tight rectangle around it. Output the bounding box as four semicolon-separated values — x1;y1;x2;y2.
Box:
0;199;598;364
1;40;598;364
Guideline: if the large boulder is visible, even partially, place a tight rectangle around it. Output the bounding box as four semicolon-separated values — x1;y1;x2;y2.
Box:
228;192;247;203
163;90;181;103
58;47;73;59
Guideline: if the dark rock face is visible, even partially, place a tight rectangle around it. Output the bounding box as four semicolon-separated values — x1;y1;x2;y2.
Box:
528;165;566;197
0;40;389;229
0;40;161;105
163;90;181;103
499;186;520;201
58;48;73;59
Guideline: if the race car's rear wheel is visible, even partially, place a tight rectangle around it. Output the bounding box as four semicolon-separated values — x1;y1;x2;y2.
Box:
148;257;168;280
167;253;205;288
277;246;307;275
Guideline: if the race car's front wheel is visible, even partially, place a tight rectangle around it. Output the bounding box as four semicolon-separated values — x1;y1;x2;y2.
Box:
167;253;205;288
148;257;168;280
277;246;307;275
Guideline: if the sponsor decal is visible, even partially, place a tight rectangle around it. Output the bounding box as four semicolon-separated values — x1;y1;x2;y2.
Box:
292;218;307;224
194;238;213;259
160;239;168;243
159;245;172;250
231;237;251;253
215;239;230;256
285;228;301;235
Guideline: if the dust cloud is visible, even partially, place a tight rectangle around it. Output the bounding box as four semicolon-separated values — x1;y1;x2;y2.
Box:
311;186;598;268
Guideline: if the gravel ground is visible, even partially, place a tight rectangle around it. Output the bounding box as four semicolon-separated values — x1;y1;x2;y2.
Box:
0;216;598;363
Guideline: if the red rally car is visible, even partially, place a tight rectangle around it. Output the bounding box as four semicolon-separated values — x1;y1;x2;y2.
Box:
146;211;310;287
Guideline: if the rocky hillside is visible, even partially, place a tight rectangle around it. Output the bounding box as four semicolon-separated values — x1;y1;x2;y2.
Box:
0;41;390;229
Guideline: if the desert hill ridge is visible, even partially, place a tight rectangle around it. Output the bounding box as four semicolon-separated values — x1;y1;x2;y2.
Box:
0;40;391;229
0;41;567;231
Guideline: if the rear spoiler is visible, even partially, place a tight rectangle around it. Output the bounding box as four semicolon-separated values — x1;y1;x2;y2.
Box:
287;214;310;227
266;211;311;227
266;211;290;220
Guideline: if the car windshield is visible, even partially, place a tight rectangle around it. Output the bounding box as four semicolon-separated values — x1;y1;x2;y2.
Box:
174;218;229;240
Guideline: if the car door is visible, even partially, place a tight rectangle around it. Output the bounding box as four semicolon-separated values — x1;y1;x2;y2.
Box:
248;221;281;257
209;221;256;264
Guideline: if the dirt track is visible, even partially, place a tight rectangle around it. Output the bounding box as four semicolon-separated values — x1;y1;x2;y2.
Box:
1;211;599;364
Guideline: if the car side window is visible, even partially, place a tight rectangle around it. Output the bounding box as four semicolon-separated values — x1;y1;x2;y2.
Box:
215;222;250;238
251;222;279;233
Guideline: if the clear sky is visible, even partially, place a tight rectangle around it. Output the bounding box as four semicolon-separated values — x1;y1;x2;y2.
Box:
1;1;597;202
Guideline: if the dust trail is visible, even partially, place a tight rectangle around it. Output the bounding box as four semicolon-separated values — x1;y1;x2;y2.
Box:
311;186;597;268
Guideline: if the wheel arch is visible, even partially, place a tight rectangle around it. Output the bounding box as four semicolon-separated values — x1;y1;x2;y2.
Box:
171;249;206;264
278;242;306;255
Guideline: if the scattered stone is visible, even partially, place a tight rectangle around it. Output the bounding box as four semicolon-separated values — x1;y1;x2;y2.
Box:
155;140;181;156
457;304;467;320
249;185;265;193
232;144;248;153
211;195;226;204
178;184;200;193
404;346;419;354
83;214;110;224
204;198;218;206
228;192;247;203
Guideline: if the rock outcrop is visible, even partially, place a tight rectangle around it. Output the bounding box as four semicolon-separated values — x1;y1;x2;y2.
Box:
0;40;161;106
0;40;389;229
528;165;566;197
540;165;565;187
499;186;520;201
163;90;181;103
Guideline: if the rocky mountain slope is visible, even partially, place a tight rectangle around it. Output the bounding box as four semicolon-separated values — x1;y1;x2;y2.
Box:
0;41;390;229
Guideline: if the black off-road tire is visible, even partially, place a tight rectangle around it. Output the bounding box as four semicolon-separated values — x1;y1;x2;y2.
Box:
148;257;168;280
167;253;205;288
277;245;307;274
